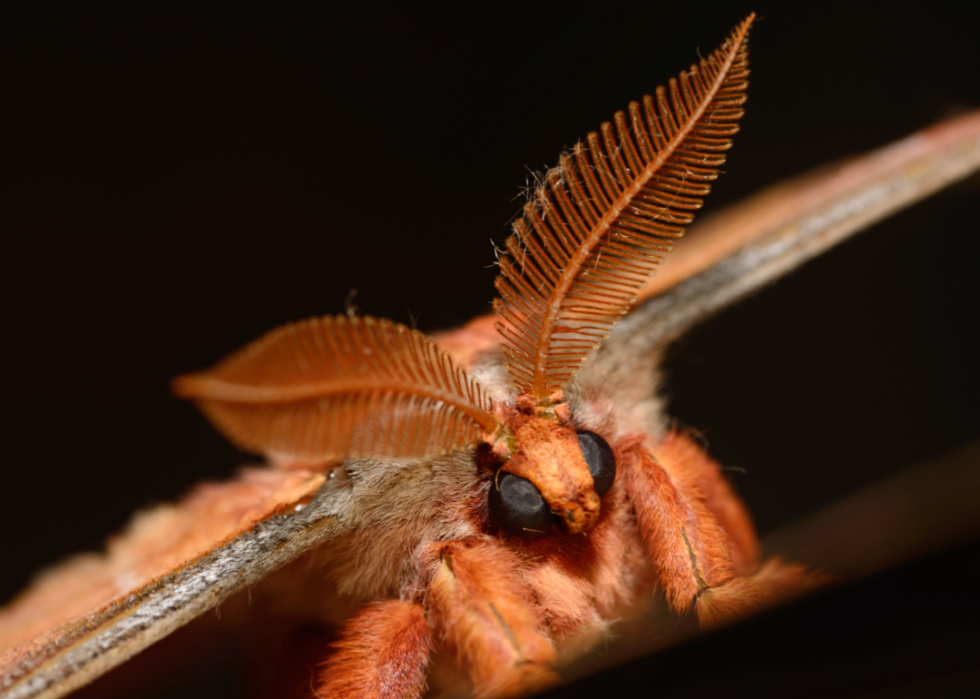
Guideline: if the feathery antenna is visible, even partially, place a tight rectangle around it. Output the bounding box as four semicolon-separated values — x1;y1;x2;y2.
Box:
494;14;754;400
173;315;498;461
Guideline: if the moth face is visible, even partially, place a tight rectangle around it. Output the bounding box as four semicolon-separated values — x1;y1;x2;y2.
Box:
489;414;616;536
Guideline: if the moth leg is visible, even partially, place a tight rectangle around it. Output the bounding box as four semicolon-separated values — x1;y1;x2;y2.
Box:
621;429;807;627
426;537;558;699
313;599;432;699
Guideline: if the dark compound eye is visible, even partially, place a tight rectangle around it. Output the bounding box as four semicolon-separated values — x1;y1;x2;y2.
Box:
577;430;616;496
488;472;553;537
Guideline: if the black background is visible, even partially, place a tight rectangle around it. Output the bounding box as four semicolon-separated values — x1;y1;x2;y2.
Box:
2;2;979;697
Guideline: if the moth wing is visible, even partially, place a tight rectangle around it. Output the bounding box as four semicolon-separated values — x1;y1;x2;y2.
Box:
0;468;349;699
628;109;980;335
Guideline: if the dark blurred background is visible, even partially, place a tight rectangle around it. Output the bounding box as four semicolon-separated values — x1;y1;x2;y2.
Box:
2;1;978;697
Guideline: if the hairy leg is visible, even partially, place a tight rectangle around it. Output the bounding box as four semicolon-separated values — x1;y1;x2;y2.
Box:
425;537;558;699
622;429;807;626
314;599;431;699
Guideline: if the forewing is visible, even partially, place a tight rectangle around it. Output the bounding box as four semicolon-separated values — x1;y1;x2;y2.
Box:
599;108;980;355
173;314;498;461
494;16;753;399
0;468;341;699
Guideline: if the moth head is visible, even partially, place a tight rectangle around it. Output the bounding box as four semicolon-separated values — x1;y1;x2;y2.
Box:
486;392;616;537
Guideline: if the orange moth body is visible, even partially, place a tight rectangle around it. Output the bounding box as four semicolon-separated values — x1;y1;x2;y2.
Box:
3;11;980;699
4;18;779;697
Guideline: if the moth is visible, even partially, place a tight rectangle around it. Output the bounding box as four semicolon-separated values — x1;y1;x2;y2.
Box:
3;11;980;699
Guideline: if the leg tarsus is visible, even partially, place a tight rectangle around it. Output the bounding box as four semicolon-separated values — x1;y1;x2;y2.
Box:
696;557;819;628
